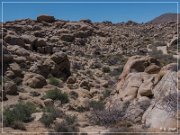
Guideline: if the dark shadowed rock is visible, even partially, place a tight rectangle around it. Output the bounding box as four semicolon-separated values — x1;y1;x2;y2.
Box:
37;15;55;23
60;33;74;42
4;34;25;46
29;52;71;79
4;81;18;95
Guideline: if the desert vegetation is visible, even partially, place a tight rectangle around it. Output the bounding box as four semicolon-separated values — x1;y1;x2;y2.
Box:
3;102;36;130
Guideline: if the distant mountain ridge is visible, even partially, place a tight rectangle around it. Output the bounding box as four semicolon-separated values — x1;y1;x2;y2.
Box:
148;13;180;24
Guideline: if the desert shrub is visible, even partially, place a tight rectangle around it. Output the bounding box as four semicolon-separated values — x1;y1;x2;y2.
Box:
102;66;111;73
149;47;177;66
101;53;127;66
90;108;125;125
48;77;60;86
64;114;77;125
12;121;26;130
54;122;79;134
110;66;124;77
40;106;59;127
89;101;130;126
44;88;69;104
3;102;36;129
54;114;79;133
103;89;111;98
154;41;166;46
89;100;105;111
77;106;88;112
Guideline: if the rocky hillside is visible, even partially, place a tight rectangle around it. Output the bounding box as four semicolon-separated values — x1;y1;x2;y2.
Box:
1;14;180;134
148;13;180;24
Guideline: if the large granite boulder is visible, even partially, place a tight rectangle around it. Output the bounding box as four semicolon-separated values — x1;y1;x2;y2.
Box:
116;55;160;93
23;72;47;88
29;52;71;79
142;71;179;131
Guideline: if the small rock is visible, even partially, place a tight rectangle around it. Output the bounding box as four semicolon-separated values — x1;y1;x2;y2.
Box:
32;112;43;121
30;91;41;97
54;100;62;108
21;34;36;44
4;81;18;95
102;66;111;73
19;93;30;100
50;52;68;64
66;76;76;84
80;80;91;90
145;64;161;74
69;91;79;99
44;98;54;107
4;34;25;46
102;81;109;88
9;63;23;77
60;33;74;42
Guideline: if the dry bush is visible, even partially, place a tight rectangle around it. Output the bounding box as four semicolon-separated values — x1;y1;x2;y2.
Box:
89;101;130;126
149;47;177;65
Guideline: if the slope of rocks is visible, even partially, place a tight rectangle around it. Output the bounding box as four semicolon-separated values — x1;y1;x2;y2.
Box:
0;14;179;134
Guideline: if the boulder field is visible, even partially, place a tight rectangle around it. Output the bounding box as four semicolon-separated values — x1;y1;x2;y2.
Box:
1;15;179;134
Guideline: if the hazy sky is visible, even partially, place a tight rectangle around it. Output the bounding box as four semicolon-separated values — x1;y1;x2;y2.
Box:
1;0;179;23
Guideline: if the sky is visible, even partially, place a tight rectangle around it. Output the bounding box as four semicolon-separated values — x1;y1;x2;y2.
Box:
0;0;179;23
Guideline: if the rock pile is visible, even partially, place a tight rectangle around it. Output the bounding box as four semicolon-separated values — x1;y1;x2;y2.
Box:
112;56;179;131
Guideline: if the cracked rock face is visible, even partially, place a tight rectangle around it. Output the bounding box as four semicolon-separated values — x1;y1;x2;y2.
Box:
113;56;179;131
116;56;161;100
142;71;178;129
119;72;155;101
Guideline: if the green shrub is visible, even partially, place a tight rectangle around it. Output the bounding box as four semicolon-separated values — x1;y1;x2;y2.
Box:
64;114;77;125
40;107;58;127
48;77;60;86
54;114;79;133
3;102;36;129
44;89;69;104
89;100;105;110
